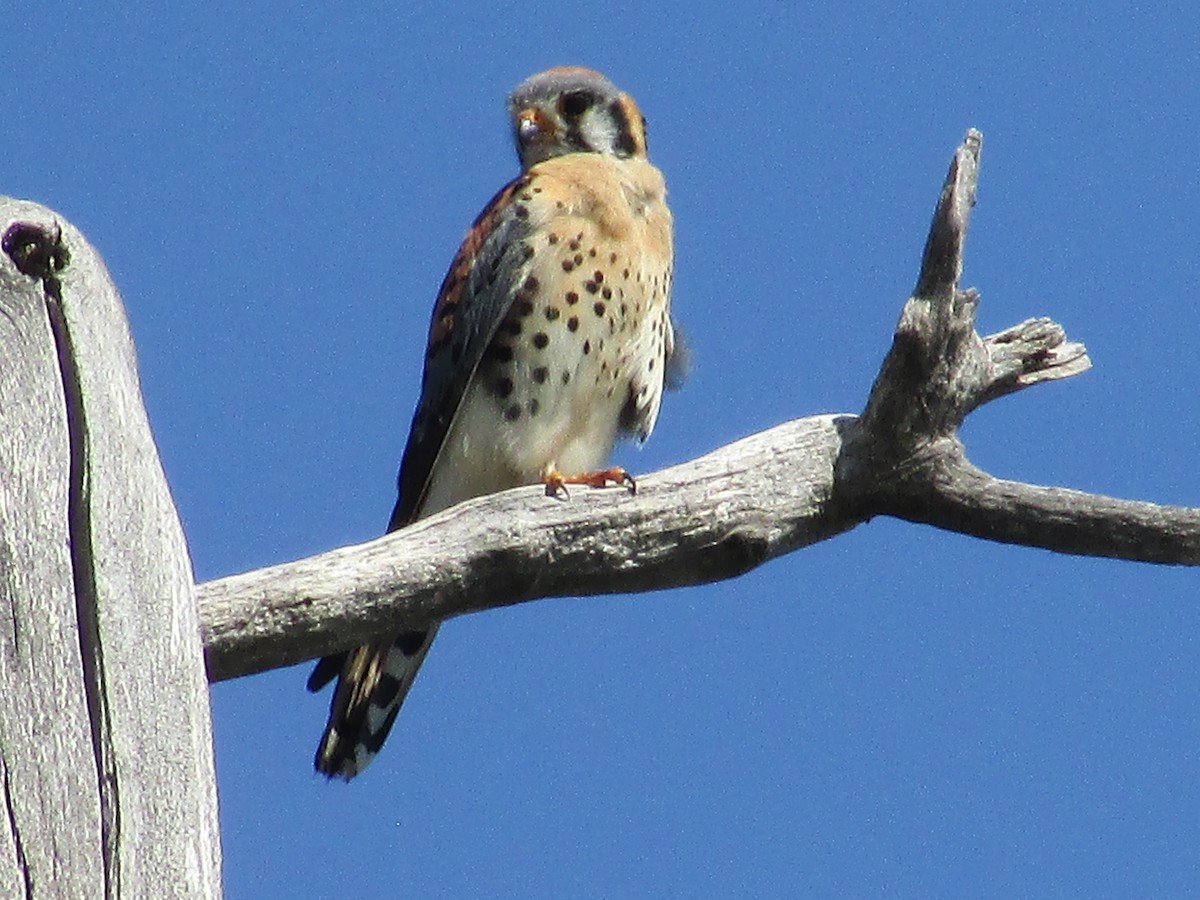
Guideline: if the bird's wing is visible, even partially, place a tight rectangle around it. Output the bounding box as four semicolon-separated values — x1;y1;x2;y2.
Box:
304;173;534;699
388;172;535;530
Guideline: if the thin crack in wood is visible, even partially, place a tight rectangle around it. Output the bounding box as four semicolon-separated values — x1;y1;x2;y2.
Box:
1;758;33;899
25;223;124;894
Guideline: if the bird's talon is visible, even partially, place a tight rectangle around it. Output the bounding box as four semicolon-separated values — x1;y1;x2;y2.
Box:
542;470;570;499
542;466;638;495
594;466;636;493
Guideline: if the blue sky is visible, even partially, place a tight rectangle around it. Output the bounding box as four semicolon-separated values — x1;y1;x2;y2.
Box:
6;2;1200;897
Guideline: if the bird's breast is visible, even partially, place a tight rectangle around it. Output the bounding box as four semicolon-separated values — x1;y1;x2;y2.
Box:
420;154;674;516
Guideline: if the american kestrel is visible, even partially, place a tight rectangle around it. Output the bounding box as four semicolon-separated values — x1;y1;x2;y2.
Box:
307;67;678;779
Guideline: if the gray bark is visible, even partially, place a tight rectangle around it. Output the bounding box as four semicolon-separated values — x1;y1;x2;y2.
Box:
3;129;1196;896
0;199;222;898
198;130;1200;685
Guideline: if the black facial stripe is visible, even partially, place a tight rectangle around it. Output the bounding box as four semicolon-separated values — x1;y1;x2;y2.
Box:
607;98;639;158
559;90;594;118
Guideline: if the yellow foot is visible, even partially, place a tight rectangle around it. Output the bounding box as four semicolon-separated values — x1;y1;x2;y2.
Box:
543;466;637;499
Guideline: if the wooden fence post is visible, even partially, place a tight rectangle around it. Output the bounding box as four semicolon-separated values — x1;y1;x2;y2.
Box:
0;198;222;897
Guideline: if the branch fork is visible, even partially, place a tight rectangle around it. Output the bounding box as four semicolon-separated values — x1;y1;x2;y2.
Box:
197;128;1200;683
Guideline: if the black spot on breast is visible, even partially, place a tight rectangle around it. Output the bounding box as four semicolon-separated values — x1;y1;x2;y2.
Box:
533;332;549;349
565;291;579;305
593;302;606;317
505;403;521;421
533;366;548;384
485;343;514;364
544;306;560;321
492;376;514;398
567;316;579;332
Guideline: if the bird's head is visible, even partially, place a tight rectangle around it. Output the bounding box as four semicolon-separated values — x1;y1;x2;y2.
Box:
507;67;648;170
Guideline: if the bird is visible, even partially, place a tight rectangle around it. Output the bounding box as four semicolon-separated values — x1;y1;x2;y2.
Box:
307;66;679;780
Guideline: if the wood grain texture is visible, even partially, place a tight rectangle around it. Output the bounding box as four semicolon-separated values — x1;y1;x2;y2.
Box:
5;129;1198;894
198;130;1200;685
201;414;854;680
0;208;101;899
0;198;221;898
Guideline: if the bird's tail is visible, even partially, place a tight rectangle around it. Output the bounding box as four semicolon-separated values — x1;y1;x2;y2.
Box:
308;626;439;779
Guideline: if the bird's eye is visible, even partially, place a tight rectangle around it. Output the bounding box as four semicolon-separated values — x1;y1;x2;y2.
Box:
558;91;592;119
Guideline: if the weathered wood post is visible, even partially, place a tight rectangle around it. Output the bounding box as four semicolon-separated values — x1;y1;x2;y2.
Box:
0;199;222;897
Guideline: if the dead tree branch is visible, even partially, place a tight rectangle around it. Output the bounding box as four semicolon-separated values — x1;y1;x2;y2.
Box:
198;129;1200;684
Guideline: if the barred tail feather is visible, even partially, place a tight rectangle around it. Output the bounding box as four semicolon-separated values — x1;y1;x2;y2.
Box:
312;626;439;780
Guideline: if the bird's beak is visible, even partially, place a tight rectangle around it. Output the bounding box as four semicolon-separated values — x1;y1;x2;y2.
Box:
516;106;557;144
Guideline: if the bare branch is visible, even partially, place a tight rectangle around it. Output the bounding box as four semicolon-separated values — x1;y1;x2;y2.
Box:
195;127;1200;686
890;446;1200;564
913;128;980;301
201;415;856;681
200;427;1200;683
976;317;1091;407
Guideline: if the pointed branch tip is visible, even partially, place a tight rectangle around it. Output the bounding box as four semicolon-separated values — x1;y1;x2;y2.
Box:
913;129;983;300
